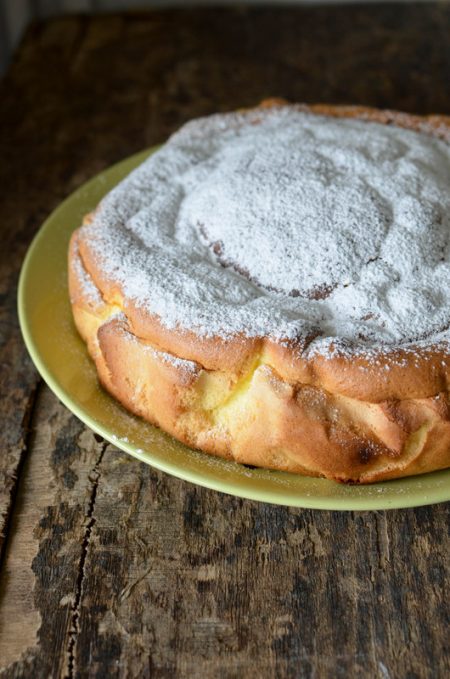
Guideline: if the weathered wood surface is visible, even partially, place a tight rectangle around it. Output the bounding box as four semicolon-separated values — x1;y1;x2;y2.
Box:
0;5;449;678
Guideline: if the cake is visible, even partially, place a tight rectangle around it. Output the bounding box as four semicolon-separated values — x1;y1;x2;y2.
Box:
68;101;450;483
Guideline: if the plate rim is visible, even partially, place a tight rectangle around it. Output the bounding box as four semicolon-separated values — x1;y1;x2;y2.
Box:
17;148;450;511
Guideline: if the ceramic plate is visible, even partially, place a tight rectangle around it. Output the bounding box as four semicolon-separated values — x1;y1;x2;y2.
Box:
18;148;450;510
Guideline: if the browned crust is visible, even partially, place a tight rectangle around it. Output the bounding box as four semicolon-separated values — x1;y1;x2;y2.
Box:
69;102;450;483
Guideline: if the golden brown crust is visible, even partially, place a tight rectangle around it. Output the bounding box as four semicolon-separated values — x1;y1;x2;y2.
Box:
68;102;450;483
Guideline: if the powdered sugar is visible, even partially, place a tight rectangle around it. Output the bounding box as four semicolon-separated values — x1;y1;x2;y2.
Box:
141;340;199;373
71;242;103;306
80;106;450;355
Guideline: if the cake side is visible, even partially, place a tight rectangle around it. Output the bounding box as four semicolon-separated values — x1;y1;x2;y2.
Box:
69;230;450;483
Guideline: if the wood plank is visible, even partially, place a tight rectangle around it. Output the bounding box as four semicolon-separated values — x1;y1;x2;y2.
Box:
0;6;449;677
0;15;89;568
0;389;448;678
0;385;107;675
71;461;449;679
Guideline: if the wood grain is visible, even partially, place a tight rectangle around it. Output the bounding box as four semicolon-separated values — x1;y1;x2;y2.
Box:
0;6;449;678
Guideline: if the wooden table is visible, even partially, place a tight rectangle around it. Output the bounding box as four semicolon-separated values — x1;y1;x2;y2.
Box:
0;5;449;678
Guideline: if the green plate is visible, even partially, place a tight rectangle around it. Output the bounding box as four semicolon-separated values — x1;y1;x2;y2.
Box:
18;148;450;510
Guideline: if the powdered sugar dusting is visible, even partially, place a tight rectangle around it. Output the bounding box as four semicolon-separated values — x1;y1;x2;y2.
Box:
80;107;450;355
142;341;199;373
71;242;103;306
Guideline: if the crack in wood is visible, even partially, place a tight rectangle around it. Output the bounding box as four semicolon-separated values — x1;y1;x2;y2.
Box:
65;439;108;679
119;565;153;603
0;379;42;574
375;512;391;571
